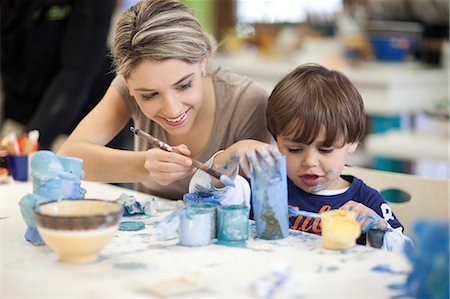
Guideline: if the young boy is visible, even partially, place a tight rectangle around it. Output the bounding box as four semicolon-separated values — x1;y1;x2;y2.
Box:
189;63;411;252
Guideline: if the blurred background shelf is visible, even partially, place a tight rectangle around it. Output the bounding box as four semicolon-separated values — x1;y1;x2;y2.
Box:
365;130;449;162
213;53;448;116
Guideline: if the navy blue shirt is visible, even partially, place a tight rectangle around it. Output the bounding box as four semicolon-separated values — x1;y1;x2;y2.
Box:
251;175;403;245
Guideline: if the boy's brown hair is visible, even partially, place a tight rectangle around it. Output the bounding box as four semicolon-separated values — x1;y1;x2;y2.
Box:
267;63;366;147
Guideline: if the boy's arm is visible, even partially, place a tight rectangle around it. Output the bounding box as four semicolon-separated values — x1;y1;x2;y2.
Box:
340;198;413;252
370;228;414;253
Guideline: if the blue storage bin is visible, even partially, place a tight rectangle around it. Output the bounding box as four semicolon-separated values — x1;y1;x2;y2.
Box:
369;36;410;62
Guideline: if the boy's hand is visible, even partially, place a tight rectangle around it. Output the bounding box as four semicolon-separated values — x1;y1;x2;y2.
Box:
339;200;388;233
144;144;195;186
234;140;282;178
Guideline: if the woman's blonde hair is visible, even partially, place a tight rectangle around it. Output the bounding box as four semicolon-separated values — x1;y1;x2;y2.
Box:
112;0;212;78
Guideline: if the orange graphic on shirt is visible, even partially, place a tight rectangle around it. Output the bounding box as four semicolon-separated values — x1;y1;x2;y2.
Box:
289;205;332;235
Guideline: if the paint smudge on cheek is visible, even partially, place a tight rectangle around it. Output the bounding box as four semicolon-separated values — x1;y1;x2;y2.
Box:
310;167;339;192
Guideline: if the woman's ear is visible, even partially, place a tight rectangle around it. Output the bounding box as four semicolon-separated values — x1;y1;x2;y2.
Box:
200;57;208;74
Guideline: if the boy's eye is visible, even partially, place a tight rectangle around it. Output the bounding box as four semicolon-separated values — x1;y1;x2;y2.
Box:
178;80;192;91
287;147;302;153
319;148;334;153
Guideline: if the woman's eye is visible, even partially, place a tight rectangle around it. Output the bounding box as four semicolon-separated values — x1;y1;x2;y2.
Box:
178;81;192;91
141;93;157;100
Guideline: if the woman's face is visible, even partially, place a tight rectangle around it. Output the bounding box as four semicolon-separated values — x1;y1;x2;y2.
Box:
126;58;206;136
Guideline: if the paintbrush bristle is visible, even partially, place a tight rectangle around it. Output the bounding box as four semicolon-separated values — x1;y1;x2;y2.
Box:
220;174;235;187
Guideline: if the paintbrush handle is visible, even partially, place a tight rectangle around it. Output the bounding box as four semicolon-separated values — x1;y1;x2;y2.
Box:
131;127;222;181
190;160;222;180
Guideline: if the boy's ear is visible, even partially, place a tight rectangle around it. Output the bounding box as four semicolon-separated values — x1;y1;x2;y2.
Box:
348;142;358;154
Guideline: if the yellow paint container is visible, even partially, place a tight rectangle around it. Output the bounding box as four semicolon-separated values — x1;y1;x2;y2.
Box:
321;210;361;250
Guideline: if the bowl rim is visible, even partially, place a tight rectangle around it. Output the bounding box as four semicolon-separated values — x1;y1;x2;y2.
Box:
33;199;123;219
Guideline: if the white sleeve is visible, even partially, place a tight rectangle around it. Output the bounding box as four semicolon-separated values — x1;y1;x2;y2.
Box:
381;226;414;253
188;151;251;208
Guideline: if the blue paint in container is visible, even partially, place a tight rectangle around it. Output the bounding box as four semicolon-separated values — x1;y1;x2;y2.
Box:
251;156;289;240
217;205;249;246
179;208;211;247
183;192;221;206
190;203;218;238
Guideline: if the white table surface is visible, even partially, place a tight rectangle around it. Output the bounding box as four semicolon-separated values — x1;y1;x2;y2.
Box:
1;180;412;298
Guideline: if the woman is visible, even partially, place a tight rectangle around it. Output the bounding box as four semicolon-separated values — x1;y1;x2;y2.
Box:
58;0;271;200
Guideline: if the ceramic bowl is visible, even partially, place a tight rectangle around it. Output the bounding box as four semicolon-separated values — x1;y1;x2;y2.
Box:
33;199;122;264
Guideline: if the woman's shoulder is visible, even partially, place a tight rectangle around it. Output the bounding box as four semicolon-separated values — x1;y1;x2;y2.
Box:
212;67;269;104
213;67;267;92
111;75;139;116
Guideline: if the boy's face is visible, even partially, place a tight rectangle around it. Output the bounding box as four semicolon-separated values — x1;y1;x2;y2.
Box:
276;130;358;194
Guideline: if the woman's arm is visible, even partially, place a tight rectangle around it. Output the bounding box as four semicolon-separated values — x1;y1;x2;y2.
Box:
57;85;148;183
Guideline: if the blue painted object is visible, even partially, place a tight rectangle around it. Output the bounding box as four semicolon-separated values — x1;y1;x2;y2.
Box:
179;208;211;247
217;205;249;246
19;150;86;245
251;156;289;240
404;220;449;299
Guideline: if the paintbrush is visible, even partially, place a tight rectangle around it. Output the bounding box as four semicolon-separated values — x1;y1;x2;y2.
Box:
288;206;393;233
130;126;235;187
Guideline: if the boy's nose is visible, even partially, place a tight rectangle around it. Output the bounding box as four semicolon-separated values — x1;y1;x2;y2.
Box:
301;151;318;167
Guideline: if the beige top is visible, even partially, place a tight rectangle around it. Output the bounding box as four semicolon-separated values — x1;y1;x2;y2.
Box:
112;67;269;200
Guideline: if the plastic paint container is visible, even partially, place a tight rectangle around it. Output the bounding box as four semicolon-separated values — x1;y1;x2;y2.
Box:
217;205;249;246
190;203;218;238
251;156;289;240
179;209;211;247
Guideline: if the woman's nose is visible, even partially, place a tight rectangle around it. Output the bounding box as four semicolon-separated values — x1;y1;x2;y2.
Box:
162;94;182;117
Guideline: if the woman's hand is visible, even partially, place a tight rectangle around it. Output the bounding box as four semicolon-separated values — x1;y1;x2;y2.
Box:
144;144;196;186
339;200;388;233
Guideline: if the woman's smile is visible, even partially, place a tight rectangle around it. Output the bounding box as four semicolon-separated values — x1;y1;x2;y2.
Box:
160;108;190;127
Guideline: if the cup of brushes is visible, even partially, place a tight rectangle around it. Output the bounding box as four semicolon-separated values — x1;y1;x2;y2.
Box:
3;130;39;181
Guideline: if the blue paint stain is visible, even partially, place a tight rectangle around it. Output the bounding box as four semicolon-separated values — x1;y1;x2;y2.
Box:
371;264;397;274
388;283;408;290
114;262;147;270
134;233;152;238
